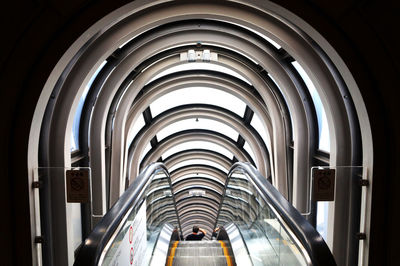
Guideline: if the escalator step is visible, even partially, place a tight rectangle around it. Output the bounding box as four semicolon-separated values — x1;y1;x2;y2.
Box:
174;247;225;256
168;255;234;266
178;240;223;247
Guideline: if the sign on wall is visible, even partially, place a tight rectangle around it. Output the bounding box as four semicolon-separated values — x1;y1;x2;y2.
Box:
66;169;90;203
313;168;336;201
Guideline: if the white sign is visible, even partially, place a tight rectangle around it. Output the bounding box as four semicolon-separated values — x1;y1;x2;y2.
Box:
109;201;147;266
189;189;206;196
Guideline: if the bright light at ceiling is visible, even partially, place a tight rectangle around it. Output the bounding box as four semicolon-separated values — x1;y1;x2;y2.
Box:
126;115;145;146
243;141;256;163
150;87;246;118
139;142;152;162
147;62;251;85
173;174;224;185
250;113;270;151
162;141;234;160
169;159;228;173
71;60;107;151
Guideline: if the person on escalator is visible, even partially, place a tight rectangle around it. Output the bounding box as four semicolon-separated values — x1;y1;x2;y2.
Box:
185;225;206;241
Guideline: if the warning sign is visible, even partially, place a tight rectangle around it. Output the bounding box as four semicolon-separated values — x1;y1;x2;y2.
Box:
130;247;134;265
129;226;133;244
66;169;90;203
313;168;335;201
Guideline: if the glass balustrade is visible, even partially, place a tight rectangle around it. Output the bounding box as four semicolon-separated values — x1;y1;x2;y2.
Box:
99;169;179;265
217;168;310;266
74;163;181;266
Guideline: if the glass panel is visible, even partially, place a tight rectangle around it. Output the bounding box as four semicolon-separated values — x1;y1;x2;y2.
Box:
162;141;233;160
126;114;146;146
316;201;329;240
172;174;224;186
292;61;330;152
168;159;228;173
100;170;179;265
243;141;256;163
250;113;271;151
217;169;309;265
147;63;251;85
268;73;294;142
71;61;107;151
150;87;247;118
157;118;239;142
127;116;145;146
71;85;89;151
139;142;152;163
35;167;92;251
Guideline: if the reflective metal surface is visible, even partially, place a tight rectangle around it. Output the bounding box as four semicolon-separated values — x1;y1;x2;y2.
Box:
216;162;336;266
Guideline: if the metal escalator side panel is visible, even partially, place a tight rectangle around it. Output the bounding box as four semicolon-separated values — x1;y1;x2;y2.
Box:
214;162;336;266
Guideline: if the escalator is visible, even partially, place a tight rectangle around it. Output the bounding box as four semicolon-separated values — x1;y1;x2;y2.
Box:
74;162;336;266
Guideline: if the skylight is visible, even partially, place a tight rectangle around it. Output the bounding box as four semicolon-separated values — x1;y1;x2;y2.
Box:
156;118;239;142
243;141;257;163
268;73;294;142
71;60;107;151
162;141;233;160
147;62;251;85
173;174;224;185
168;159;228;173
139;142;152;163
126;115;145;146
292;61;330;152
250;113;270;151
150;87;247;118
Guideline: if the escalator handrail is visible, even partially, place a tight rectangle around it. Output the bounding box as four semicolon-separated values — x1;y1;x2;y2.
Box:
74;162;182;265
223;162;336;266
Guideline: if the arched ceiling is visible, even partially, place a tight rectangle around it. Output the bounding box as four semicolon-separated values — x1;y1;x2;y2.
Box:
35;0;364;253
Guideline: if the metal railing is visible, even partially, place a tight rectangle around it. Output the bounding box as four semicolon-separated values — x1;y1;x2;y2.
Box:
215;162;336;266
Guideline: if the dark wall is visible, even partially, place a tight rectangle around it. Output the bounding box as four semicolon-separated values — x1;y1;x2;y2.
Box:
1;0;398;265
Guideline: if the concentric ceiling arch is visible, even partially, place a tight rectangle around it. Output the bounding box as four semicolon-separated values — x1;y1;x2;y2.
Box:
28;1;372;265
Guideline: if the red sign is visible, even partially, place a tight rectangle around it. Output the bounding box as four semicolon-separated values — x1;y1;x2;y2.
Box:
130;247;134;265
129;226;133;244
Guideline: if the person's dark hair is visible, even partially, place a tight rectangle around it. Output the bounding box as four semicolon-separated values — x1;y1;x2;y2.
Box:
192;225;199;233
